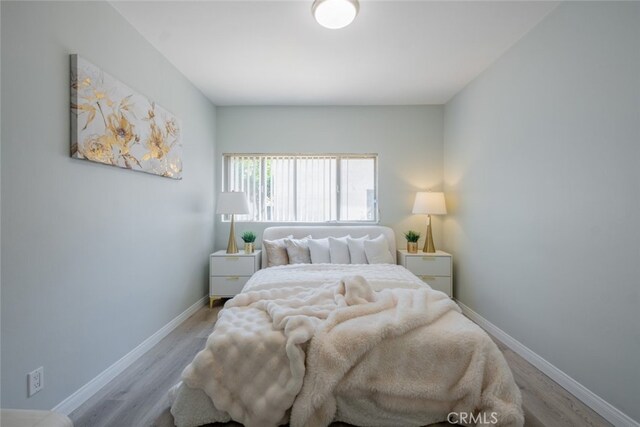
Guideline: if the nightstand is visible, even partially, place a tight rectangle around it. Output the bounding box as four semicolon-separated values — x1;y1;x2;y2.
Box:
209;250;261;307
397;250;453;297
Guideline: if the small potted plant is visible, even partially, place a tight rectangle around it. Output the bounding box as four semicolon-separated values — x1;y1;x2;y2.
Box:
404;230;421;254
241;231;256;254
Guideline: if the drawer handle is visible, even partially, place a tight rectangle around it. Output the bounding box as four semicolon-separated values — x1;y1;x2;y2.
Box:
422;256;436;261
420;275;436;281
225;257;240;261
226;276;240;281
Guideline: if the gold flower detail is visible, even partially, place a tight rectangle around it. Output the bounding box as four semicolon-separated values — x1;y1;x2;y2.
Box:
165;118;178;137
142;122;170;161
106;113;135;155
167;159;182;177
79;135;114;164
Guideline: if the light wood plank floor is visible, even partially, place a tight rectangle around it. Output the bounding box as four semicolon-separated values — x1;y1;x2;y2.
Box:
70;301;611;427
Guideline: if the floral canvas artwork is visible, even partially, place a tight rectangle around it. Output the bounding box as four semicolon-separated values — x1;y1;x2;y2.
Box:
71;55;182;179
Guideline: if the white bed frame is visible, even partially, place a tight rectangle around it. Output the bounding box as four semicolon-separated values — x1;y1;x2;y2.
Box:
261;225;396;269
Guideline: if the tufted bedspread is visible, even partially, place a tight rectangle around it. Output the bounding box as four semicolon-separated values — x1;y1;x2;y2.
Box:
170;264;523;427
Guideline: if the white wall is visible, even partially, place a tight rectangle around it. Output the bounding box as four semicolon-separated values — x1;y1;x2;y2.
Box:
0;1;216;410
443;2;639;422
215;106;444;251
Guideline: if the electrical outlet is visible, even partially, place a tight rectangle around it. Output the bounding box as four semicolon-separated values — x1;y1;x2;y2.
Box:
28;367;44;397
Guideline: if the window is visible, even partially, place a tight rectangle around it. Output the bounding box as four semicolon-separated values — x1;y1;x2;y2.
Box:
223;153;378;222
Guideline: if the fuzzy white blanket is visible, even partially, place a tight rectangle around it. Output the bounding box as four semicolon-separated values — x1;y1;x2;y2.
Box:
292;287;523;427
175;265;523;427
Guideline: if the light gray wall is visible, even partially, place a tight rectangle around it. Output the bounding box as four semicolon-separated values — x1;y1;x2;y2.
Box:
215;106;444;251
1;1;216;410
443;2;639;422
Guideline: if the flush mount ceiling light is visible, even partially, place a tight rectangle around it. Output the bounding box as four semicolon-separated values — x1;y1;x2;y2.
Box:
312;0;359;30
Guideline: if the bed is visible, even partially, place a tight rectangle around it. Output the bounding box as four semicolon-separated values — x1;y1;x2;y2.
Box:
170;226;523;427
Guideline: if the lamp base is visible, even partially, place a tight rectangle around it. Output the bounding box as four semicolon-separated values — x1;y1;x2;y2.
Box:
226;214;238;254
423;214;436;253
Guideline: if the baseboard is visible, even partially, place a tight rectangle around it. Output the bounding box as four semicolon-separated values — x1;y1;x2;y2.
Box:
456;300;638;427
53;296;207;416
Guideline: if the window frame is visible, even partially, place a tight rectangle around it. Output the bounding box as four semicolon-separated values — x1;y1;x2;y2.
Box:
221;153;379;224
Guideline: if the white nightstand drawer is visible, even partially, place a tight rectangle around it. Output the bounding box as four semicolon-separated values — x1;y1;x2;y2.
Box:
209;276;250;297
210;255;256;276
405;255;451;276
418;276;452;297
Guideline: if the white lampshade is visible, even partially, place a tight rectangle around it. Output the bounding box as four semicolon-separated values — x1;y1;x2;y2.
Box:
412;192;447;215
312;0;359;30
216;192;250;215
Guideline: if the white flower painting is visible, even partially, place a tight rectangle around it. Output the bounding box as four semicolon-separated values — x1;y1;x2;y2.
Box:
70;55;182;179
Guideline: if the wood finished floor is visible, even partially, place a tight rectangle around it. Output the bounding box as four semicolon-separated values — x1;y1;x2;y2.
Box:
70;301;611;427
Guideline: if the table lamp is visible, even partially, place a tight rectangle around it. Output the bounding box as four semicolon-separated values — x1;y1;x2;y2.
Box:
412;191;447;253
216;192;250;254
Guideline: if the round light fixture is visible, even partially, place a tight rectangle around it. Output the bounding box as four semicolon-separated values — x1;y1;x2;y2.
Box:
312;0;359;30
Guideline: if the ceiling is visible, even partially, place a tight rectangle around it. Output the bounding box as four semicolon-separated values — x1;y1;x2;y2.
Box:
111;1;558;106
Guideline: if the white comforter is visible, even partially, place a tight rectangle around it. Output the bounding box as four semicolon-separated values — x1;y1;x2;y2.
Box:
243;263;427;292
171;264;523;427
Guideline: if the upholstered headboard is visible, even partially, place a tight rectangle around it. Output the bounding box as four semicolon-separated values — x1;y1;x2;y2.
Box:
260;225;396;268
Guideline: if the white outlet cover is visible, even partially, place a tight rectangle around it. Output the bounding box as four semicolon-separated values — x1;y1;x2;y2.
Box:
28;367;44;397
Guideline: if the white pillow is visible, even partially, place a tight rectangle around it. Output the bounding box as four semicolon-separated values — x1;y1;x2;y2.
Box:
328;236;351;264
347;235;369;264
285;237;311;264
364;235;394;264
308;238;331;264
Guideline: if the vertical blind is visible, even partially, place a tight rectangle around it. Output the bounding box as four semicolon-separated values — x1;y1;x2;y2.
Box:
223;154;377;222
